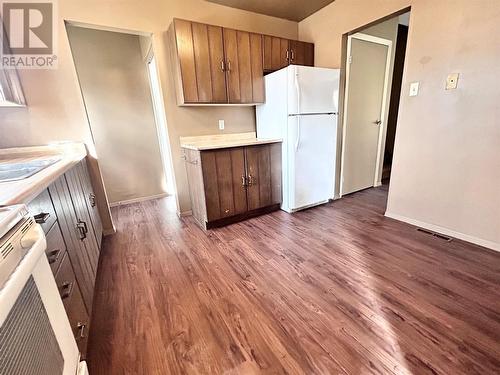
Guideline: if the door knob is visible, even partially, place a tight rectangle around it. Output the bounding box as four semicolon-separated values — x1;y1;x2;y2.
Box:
373;120;382;125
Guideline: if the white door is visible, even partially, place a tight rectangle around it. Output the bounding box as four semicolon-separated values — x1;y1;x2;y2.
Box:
288;66;340;114
286;114;337;211
341;33;392;196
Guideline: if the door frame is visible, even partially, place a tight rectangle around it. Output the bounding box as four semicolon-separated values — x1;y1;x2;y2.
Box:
339;32;393;197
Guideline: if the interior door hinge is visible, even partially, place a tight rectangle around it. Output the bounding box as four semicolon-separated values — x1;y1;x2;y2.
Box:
348;55;352;64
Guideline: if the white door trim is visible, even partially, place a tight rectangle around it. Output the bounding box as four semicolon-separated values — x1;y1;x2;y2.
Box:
339;32;393;197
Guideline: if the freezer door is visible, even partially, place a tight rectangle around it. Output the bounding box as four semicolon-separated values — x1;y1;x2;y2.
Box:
288;66;340;115
286;114;337;211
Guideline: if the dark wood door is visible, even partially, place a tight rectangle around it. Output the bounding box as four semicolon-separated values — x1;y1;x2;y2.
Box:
289;40;314;66
75;160;103;249
224;29;264;103
55;252;90;358
245;143;282;211
173;19;226;103
49;176;95;313
201;148;247;221
263;35;289;72
65;169;100;275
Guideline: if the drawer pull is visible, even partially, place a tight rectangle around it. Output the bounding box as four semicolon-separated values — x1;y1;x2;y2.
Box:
76;322;87;339
247;175;255;186
60;281;74;300
34;212;51;224
47;249;61;264
89;193;96;208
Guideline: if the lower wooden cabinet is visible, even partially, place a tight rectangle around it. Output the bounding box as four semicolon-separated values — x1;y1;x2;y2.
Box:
184;142;282;229
26;157;103;359
55;252;90;358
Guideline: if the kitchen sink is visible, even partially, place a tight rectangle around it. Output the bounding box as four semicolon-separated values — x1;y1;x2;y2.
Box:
0;158;61;182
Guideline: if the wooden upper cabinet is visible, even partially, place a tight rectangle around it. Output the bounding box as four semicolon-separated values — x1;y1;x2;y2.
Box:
289;40;314;67
223;29;264;104
263;36;289;72
170;19;226;104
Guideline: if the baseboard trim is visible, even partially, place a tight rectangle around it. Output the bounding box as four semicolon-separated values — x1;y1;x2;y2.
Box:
385;211;500;252
177;210;192;218
109;193;169;207
103;226;116;236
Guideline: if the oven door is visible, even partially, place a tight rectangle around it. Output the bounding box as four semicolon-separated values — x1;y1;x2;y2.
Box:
0;224;80;375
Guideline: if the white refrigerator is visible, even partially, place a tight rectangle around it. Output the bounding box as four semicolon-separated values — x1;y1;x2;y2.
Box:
256;65;340;213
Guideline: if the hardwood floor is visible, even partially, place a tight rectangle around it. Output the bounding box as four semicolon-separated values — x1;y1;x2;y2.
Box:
87;186;500;374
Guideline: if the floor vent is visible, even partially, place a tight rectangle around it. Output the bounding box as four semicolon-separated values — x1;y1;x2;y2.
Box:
416;228;452;242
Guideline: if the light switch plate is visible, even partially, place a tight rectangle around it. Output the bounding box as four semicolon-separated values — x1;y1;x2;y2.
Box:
446;73;459;90
218;119;224;130
409;82;419;96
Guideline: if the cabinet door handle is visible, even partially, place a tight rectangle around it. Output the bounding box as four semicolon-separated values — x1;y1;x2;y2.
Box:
220;60;225;72
34;212;50;224
89;193;96;207
286;49;289;61
60;281;74;300
226;60;231;71
47;249;61;264
76;322;86;339
291;49;295;62
241;175;247;187
247;175;255;186
76;220;87;240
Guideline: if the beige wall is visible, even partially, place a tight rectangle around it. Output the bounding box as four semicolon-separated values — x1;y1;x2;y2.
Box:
0;0;298;218
66;27;166;205
300;0;500;250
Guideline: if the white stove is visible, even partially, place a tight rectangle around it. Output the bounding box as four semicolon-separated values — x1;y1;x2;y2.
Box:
0;204;88;375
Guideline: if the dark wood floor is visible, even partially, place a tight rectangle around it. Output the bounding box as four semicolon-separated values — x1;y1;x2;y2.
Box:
88;186;500;375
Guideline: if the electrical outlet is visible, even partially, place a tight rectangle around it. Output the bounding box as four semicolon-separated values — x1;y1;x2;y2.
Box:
446;73;459;90
409;82;419;97
218;119;224;130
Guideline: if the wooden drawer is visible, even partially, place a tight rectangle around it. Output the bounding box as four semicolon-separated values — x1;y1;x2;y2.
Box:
27;189;57;234
45;222;66;275
55;252;90;358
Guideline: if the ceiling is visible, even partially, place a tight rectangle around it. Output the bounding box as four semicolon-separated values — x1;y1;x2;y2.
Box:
205;0;335;22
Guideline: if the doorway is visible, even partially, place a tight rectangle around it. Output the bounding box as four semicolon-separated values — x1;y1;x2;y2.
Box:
66;24;175;206
339;11;410;198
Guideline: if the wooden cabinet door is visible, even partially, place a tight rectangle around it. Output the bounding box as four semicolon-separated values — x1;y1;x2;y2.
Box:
289;40;314;67
55;252;90;358
263;36;289;72
223;29;264;103
75;160;103;249
201;148;247;221
65;168;100;275
173;19;226;103
49;176;95;313
245;144;282;211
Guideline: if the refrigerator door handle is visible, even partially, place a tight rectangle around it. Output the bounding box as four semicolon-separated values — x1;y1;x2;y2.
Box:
295;71;301;151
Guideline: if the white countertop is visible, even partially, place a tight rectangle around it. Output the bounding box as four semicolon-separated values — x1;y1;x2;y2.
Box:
0;143;87;206
180;132;282;151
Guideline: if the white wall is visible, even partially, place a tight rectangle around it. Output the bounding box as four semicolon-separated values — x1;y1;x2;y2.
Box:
300;0;500;250
0;0;298;219
66;27;166;205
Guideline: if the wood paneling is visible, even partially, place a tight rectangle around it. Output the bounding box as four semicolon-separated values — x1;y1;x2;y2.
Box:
191;22;213;102
235;31;253;103
88;185;500;375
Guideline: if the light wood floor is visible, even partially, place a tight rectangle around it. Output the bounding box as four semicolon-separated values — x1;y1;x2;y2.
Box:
88;186;500;374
